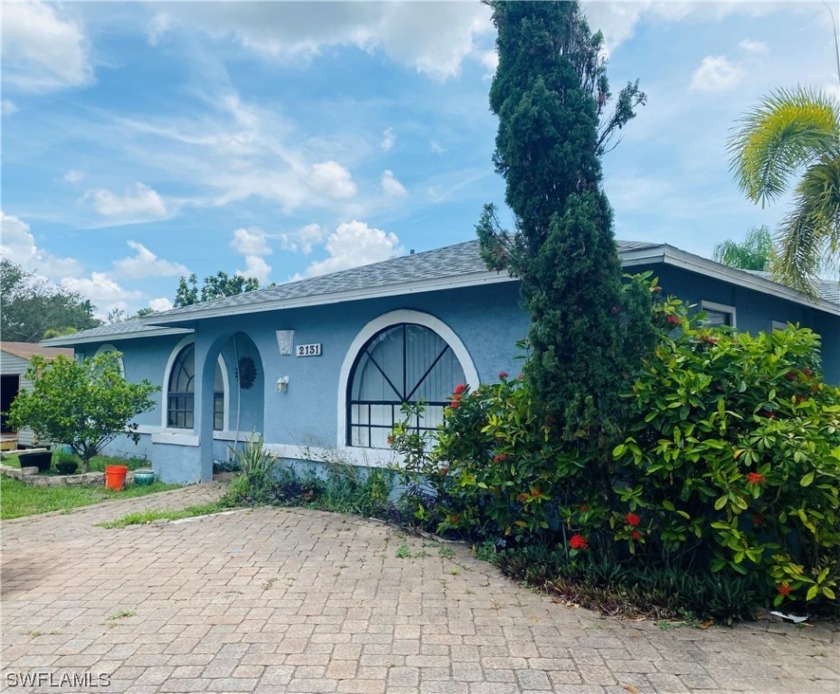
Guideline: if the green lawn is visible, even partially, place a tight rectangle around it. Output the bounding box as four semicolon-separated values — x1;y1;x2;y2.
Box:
0;476;180;520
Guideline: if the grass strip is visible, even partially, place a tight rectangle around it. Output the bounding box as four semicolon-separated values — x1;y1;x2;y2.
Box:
97;503;227;528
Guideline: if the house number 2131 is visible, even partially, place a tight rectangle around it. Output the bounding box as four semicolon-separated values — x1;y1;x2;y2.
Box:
296;343;322;357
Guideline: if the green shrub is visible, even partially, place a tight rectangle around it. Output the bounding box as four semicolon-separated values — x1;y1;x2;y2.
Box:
614;315;840;610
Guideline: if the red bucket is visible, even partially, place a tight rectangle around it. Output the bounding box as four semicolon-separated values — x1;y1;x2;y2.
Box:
104;465;128;491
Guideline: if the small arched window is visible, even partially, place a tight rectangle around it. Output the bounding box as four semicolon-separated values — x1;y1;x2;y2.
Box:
348;323;466;448
167;344;225;431
167;344;195;429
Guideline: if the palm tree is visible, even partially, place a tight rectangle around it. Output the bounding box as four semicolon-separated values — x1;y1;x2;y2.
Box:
713;225;775;271
727;87;840;297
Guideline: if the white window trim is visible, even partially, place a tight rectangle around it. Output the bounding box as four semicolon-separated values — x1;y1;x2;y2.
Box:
160;337;229;432
94;343;125;376
336;309;480;454
700;300;737;329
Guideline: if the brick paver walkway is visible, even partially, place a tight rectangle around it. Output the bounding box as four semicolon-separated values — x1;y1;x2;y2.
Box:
1;485;838;693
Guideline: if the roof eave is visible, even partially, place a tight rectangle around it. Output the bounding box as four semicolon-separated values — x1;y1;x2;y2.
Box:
145;270;517;326
40;326;193;348
622;245;840;316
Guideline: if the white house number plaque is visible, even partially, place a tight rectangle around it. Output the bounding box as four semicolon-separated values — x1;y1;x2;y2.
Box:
296;343;322;357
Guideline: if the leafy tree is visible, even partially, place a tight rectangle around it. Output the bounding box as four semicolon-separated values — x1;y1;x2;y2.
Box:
0;259;101;341
174;271;260;307
713;225;775;271
475;2;653;463
727;88;840;296
6;352;158;472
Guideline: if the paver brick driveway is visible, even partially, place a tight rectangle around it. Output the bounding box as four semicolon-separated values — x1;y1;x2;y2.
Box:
2;484;838;693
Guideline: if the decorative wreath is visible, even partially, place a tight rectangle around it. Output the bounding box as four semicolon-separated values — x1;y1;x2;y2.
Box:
237;357;257;390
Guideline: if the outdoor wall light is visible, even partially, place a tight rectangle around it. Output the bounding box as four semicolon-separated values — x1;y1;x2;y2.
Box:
276;376;290;393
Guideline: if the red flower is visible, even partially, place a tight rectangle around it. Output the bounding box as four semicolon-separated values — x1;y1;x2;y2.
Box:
453;383;467;395
518;493;530;503
666;315;680;326
498;371;509;380
751;513;765;526
440;466;449;476
630;531;642;540
746;472;766;486
449;400;459;409
625;513;641;527
778;583;792;596
569;534;588;550
785;370;797;381
492;453;508;463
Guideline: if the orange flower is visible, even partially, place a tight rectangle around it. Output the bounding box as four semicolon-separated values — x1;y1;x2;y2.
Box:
746;472;766;485
778;583;792;596
517;493;530;503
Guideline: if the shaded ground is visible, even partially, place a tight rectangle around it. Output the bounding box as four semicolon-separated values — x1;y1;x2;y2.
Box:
1;484;838;693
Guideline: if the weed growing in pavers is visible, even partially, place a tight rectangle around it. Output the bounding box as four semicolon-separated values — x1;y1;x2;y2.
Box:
450;569;460;576
438;545;455;559
262;578;276;591
395;543;412;559
107;609;135;621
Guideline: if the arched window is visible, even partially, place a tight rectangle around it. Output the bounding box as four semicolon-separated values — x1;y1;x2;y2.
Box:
167;345;194;429
348;323;466;448
167;344;225;431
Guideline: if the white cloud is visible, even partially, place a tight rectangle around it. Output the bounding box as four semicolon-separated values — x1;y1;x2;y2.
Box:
310;161;357;199
430;140;446;155
149;297;174;313
147;2;494;80
1;99;18;116
231;227;272;256
690;56;743;93
61;272;142;306
238;255;272;283
82;182;169;221
112;241;188;279
582;1;791;55
280;223;325;254
305;221;401;277
739;39;768;53
63;169;85;183
1;1;93;92
381;170;408;198
0;210;83;277
380;127;396;152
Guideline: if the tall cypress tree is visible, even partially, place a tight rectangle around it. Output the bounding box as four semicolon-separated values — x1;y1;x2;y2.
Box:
477;2;652;455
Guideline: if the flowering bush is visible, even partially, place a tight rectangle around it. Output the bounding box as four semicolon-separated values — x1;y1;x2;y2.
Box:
613;313;840;609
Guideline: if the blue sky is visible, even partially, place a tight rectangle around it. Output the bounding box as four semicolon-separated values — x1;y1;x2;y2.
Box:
2;1;837;318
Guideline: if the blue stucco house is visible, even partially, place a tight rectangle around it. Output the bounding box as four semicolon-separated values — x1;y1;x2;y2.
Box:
43;240;840;484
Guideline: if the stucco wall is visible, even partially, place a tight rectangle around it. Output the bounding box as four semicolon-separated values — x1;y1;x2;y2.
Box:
73;270;838;483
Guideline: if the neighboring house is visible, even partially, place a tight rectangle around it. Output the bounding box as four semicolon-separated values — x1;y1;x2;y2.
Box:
43;240;840;484
0;342;74;450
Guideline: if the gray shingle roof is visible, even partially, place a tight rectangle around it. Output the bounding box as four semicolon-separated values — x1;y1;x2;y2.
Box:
144;239;661;322
746;271;840;305
41;238;837;346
